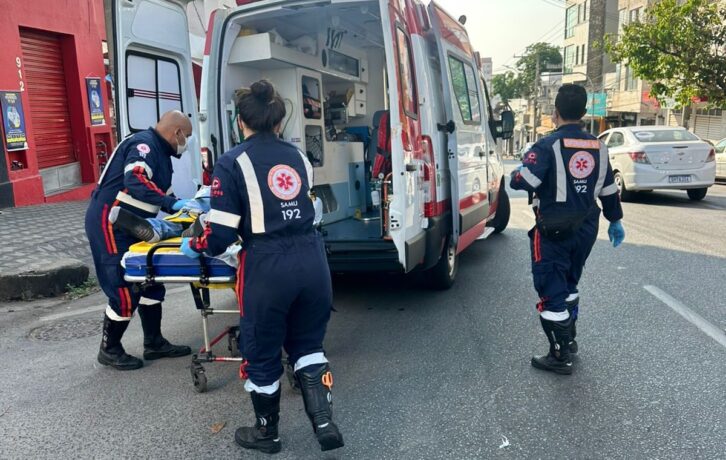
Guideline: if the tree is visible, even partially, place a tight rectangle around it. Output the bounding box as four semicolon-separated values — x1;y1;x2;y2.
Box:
515;42;562;97
492;71;522;103
606;0;726;106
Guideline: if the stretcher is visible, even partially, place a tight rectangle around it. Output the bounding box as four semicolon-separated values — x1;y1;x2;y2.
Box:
123;238;242;393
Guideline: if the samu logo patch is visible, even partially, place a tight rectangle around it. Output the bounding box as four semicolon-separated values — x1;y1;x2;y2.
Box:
268;165;302;200
568;151;596;179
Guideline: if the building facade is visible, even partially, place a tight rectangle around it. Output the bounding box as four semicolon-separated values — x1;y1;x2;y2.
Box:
0;0;112;208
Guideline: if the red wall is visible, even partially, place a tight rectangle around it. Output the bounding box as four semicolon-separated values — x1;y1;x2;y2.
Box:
0;0;111;206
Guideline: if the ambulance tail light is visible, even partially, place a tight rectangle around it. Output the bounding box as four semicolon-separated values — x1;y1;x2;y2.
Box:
422;136;439;217
628;151;650;164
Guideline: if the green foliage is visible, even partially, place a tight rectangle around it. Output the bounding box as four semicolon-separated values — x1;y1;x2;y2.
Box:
605;0;726;106
492;71;521;103
65;279;99;300
491;42;562;102
515;42;562;97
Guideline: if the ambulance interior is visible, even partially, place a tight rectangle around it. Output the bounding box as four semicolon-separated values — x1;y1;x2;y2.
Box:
219;1;395;244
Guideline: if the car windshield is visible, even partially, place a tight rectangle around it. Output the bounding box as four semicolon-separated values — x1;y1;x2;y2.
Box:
631;129;700;143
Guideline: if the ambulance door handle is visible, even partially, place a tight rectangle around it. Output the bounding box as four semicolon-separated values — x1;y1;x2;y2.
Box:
437;120;456;134
405;163;418;172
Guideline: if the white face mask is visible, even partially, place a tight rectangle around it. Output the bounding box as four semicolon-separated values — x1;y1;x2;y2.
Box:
175;131;189;157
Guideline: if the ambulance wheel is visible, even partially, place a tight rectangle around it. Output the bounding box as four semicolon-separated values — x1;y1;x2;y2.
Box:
191;364;207;393
426;236;458;290
490;187;510;234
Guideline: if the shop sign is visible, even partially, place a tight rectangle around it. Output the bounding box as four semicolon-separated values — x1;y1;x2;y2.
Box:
86;77;106;126
0;90;28;151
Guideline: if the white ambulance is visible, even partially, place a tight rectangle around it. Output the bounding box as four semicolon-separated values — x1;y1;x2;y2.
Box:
107;0;514;288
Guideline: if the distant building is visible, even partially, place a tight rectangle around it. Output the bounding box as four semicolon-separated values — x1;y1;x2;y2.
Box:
480;57;493;93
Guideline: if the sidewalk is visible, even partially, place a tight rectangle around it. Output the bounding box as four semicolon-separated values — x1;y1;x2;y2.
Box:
0;200;93;300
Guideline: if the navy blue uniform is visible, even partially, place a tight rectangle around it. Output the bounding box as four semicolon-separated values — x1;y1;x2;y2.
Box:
190;132;330;388
85;129;179;320
511;124;623;317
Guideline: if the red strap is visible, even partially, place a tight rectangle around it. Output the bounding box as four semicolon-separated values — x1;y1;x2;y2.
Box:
376;111;390;158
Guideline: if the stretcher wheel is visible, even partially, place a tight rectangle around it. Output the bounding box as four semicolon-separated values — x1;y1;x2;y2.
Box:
191;364;208;393
227;329;241;357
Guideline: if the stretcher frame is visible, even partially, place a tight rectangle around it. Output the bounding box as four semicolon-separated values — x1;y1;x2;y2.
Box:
124;242;243;393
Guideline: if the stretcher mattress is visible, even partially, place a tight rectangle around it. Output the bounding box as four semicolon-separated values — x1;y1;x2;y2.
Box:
122;238;238;282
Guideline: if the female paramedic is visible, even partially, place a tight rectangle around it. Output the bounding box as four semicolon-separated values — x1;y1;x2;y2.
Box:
181;80;344;454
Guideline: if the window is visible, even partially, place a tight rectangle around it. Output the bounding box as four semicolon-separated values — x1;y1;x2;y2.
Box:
629;7;641;23
581;44;586;65
575;46;580;66
583;0;588;21
696;108;723;116
302;76;321;120
448;55;481;124
607;131;625;148
126;53;183;132
625;66;637;91
565;5;578;38
618;9;627;35
632;129;699;143
563;45;576;73
396;27;418;118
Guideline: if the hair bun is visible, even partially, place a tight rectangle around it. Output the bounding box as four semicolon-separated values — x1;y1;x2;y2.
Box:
250;80;274;104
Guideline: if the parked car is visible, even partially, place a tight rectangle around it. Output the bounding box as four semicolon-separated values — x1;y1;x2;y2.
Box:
598;126;716;201
713;138;726;180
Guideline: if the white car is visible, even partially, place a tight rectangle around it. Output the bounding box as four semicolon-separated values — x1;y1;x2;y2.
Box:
713;138;726;180
598;126;716;201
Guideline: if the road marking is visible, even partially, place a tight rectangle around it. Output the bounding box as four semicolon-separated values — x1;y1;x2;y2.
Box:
644;285;726;349
40;285;189;322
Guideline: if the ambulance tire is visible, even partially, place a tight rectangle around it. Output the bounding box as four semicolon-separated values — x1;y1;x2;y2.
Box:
490;187;510;234
426;235;458;290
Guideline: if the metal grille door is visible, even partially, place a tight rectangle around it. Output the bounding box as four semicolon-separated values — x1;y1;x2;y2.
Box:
20;30;75;169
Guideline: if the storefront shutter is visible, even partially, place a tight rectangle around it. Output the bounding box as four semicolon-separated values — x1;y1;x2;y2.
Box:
20;30;76;169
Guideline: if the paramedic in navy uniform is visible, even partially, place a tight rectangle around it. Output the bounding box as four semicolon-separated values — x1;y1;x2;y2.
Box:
85;110;193;371
510;84;625;375
181;80;344;454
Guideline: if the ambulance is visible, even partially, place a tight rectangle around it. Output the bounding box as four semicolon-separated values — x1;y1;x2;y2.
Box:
107;0;514;288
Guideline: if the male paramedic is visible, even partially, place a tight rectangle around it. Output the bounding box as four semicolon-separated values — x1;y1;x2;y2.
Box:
85;110;194;371
181;80;344;454
510;84;625;375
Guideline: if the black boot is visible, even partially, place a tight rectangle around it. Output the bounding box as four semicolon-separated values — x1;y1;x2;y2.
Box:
97;315;144;370
138;304;191;360
531;316;573;375
235;390;282;454
109;206;158;242
566;297;579;354
296;363;344;451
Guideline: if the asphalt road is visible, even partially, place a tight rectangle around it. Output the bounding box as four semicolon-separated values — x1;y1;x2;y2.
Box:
1;163;725;459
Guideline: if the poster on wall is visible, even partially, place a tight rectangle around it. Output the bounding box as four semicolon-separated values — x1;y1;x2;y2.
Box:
0;91;29;151
86;77;106;126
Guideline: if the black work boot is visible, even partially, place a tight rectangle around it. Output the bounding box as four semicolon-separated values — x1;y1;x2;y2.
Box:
97;315;144;370
138;304;191;360
235;390;282;454
566;297;579;354
296;363;344;451
531;316;573;375
109;206;158;242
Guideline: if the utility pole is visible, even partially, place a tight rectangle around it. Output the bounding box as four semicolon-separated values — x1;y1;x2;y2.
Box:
533;57;540;141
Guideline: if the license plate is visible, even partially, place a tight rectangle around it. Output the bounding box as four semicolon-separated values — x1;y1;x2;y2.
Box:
668;175;691;184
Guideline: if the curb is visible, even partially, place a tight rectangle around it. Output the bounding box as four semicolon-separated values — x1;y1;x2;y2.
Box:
0;258;89;301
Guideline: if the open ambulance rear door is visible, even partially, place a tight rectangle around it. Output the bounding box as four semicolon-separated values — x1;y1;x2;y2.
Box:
106;0;201;199
427;2;490;253
380;0;426;272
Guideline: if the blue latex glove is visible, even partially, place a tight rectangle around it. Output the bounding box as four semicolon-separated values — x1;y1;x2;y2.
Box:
172;199;191;211
180;237;201;259
608;220;625;248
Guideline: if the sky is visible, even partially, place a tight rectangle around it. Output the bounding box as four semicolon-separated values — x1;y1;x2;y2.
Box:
434;0;565;73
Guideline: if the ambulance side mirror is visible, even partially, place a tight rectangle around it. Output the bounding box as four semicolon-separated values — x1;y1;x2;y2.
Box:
496;110;515;140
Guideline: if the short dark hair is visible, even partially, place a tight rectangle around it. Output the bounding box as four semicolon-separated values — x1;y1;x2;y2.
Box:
555;84;588;121
235;80;286;133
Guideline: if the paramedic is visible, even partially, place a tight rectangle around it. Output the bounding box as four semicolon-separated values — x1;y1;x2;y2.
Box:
85;110;193;371
181;80;344;454
510;84;625;375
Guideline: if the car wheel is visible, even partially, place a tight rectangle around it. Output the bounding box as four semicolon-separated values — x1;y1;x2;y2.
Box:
426;235;458;290
614;171;634;202
686;187;708;201
490;186;510;234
